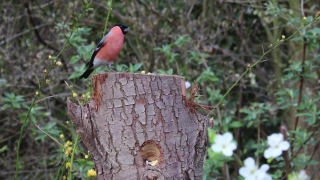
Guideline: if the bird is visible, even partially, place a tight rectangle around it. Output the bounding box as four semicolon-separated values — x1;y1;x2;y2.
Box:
79;24;129;79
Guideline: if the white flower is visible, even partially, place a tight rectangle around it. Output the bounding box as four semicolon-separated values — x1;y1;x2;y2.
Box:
264;133;290;159
239;157;272;180
211;132;237;157
289;170;310;180
298;170;309;180
185;81;191;89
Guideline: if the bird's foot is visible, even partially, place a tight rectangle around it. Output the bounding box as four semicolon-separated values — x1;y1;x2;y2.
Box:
107;64;117;72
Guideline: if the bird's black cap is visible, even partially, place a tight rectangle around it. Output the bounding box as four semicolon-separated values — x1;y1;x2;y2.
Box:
114;24;129;35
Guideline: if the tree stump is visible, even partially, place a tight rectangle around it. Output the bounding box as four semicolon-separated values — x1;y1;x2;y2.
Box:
67;72;209;180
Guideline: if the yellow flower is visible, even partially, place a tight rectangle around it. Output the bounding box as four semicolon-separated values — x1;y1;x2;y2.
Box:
141;71;145;74
303;16;307;20
64;140;73;156
60;134;65;139
85;155;89;159
87;169;97;177
281;35;285;39
48;55;52;59
67;147;72;151
72;93;78;98
65;150;70;156
65;162;71;168
35;91;39;96
66;141;73;146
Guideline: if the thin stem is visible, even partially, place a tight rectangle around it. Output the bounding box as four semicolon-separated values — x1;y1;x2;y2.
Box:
103;0;113;37
14;65;53;180
234;84;243;177
293;42;307;131
233;153;243;167
67;134;80;180
304;140;320;170
14;31;74;180
300;0;305;18
290;122;320;161
257;114;261;165
281;125;290;180
224;163;230;180
34;124;64;148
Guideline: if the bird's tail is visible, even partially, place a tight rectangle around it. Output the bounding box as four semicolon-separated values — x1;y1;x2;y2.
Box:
79;69;94;79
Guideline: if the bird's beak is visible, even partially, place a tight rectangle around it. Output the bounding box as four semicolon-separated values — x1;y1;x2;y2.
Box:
124;27;130;34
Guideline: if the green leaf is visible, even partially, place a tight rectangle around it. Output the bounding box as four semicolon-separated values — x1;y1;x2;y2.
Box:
76;159;88;164
173;35;190;47
158;68;173;75
86;161;94;166
1;104;9;110
309;116;316;125
296;112;312;117
0;145;8;153
129;63;142;72
229;121;243;128
69;64;86;79
208;129;217;144
296;103;307;110
4;92;14;99
302;72;317;79
70;55;80;64
0;79;7;87
12;102;21;109
267;158;274;164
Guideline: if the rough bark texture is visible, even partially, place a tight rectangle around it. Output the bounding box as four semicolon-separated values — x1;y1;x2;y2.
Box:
67;72;209;180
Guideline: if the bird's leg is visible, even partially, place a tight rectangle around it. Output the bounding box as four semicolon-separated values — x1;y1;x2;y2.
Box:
107;63;116;72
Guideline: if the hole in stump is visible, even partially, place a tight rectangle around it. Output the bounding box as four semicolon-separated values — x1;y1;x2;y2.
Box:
140;141;161;167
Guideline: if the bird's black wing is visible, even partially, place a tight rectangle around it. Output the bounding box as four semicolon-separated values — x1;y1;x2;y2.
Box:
85;41;105;68
80;32;110;79
85;35;108;68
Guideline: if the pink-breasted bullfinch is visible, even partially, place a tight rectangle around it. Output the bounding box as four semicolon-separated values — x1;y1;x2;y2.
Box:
79;24;129;79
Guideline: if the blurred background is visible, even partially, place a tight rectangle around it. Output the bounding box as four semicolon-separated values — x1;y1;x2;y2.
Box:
1;0;320;179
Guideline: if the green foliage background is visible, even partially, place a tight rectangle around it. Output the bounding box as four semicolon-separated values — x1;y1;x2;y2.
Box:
0;0;320;179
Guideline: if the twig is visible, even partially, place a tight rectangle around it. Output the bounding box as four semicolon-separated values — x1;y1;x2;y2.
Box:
0;23;51;46
304;141;320;170
300;0;305;18
290;122;320;161
257;114;261;166
234;83;243;177
292;42;307;137
281;125;290;180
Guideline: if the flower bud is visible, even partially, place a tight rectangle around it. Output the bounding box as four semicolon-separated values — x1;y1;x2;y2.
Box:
56;61;62;66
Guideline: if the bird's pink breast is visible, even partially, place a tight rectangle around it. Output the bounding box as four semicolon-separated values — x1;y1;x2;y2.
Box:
95;27;125;62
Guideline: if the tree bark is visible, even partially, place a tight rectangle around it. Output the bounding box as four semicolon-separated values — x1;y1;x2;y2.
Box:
67;72;209;180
